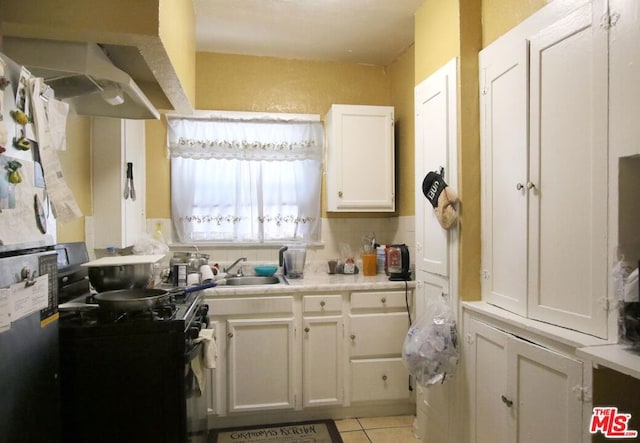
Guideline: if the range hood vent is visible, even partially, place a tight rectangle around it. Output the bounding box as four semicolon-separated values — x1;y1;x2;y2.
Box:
2;37;159;120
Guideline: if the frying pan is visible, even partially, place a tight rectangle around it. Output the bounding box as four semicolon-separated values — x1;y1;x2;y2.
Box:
93;288;169;312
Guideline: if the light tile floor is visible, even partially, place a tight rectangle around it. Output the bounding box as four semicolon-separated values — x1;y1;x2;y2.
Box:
336;415;419;443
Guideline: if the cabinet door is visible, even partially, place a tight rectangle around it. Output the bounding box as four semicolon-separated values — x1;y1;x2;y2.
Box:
527;0;608;338
507;335;583;443
464;316;509;443
92;118;146;249
610;0;640;158
325;105;395;212
226;317;296;413
302;316;343;407
414;269;450;322
349;312;410;357
479;37;529;317
415;58;458;276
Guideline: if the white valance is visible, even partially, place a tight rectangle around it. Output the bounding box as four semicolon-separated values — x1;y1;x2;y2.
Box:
166;112;324;161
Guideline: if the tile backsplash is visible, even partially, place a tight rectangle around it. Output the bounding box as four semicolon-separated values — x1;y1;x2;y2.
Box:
146;216;415;268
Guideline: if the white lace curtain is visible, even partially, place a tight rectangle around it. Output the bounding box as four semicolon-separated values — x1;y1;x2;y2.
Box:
166;112;323;243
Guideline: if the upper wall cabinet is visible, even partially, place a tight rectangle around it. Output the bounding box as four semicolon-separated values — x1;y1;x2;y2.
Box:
480;0;609;338
92;118;146;249
325;105;395;212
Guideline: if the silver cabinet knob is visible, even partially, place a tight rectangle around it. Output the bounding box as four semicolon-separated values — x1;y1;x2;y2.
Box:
350;334;356;340
320;301;326;307
516;183;524;190
338;191;343;198
381;297;387;304
382;375;388;381
526;181;536;190
501;395;513;407
304;327;310;333
227;332;233;338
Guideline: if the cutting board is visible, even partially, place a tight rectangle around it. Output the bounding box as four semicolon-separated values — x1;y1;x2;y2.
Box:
81;254;165;267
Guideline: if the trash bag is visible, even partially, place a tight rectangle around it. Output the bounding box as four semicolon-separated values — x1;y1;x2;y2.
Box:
402;295;459;385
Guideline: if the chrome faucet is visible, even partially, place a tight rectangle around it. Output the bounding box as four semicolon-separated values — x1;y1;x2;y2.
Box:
225;257;247;277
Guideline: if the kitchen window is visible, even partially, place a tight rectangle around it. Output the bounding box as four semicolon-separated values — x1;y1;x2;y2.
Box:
167;111;323;244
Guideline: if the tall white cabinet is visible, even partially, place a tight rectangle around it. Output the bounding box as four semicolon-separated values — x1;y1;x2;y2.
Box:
468;1;621;442
464;314;584;443
479;0;609;339
413;58;459;443
91;117;146;249
325;104;395;212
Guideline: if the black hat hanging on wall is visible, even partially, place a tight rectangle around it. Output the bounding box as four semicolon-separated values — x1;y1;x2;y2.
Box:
422;167;459;230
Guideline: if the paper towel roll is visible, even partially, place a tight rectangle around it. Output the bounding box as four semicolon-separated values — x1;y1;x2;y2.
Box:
200;265;214;282
187;273;200;285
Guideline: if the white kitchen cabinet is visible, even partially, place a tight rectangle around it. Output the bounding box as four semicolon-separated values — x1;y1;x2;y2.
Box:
414;59;458;277
348;290;412;404
226;317;296;413
464;313;584;443
91;117;146;249
208;288;414;423
325;104;395;212
479;0;609;338
208;296;296;415
302;294;343;408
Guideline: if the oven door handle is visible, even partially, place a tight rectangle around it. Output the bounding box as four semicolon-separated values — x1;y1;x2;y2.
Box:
185;341;203;364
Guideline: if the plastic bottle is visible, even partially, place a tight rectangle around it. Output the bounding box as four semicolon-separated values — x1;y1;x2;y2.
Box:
376;246;386;274
105;246;118;257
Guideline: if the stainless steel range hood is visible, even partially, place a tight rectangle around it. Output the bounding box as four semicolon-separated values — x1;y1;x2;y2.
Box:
2;37;160;120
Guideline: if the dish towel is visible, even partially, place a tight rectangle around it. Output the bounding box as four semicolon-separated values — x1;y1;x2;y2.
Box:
191;328;217;395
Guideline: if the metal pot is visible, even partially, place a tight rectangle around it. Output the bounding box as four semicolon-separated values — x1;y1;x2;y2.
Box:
93;288;169;312
88;263;154;293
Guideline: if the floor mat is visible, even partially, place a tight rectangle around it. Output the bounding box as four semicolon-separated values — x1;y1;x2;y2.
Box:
208;419;343;443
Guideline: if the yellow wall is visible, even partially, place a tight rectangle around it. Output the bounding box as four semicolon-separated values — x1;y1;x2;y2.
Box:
415;0;459;85
56;115;92;242
389;46;416;216
158;0;196;107
482;0;548;47
146;52;400;219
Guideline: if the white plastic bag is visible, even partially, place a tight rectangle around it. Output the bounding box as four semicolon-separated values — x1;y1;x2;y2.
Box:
402;295;459;385
132;233;170;256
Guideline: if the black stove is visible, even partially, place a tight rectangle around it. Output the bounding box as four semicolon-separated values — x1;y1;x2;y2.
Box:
59;286;205;329
55;243;210;443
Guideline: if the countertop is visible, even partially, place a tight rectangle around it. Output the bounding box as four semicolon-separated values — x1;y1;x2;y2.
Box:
203;272;416;297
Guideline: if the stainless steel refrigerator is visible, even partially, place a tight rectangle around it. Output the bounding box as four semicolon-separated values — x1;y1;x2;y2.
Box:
0;51;60;442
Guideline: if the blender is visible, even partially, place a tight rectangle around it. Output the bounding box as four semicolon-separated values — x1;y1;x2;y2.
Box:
279;245;307;278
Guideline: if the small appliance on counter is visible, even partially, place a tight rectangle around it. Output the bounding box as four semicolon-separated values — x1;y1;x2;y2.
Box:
387;244;411;281
279;244;307;278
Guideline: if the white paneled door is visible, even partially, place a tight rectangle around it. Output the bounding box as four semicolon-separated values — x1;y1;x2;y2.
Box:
414;58;458;277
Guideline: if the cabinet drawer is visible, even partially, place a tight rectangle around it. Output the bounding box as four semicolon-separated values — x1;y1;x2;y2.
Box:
350;358;410;402
208;296;293;316
351;291;409;310
349;312;409;357
303;294;342;313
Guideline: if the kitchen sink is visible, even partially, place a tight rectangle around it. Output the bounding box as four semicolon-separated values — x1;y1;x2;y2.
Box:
223;276;282;286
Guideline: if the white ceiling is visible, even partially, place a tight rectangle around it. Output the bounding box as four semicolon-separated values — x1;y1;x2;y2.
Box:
193;0;424;66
